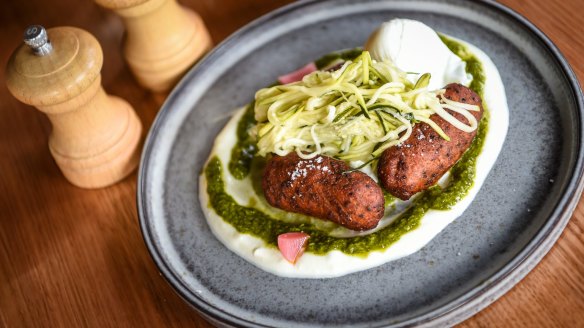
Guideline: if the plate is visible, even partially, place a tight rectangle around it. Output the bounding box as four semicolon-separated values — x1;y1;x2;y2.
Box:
137;0;584;326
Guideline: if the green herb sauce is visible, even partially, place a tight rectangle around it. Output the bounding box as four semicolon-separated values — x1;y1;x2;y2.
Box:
208;156;423;256
206;39;488;255
228;102;257;179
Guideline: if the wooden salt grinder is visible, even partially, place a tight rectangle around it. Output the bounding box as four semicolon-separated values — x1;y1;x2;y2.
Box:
5;25;143;189
95;0;213;92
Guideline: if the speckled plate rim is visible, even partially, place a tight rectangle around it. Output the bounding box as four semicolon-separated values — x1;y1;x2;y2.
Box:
137;0;584;327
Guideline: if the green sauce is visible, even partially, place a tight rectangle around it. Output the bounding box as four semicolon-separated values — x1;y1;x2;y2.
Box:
208;156;426;255
430;35;489;210
205;38;489;256
228;102;257;179
383;191;397;207
439;34;486;97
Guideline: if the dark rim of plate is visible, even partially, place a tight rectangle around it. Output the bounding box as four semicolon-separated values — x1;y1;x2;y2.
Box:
136;0;584;327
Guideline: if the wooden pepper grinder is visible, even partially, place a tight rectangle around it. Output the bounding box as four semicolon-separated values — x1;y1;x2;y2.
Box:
6;25;143;189
95;0;213;92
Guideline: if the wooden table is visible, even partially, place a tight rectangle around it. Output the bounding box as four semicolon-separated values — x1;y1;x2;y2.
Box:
1;0;583;326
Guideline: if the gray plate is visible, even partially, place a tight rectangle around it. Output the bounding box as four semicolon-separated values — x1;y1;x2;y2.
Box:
137;0;584;326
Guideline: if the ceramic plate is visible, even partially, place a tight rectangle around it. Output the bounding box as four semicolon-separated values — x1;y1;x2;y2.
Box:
137;0;584;326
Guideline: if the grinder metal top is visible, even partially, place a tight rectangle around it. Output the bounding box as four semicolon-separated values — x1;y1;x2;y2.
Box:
24;25;53;56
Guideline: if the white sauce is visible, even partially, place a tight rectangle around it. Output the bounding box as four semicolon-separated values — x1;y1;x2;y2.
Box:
199;30;509;278
365;19;472;90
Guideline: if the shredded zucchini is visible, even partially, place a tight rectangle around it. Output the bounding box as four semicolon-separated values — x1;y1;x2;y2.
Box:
253;51;478;162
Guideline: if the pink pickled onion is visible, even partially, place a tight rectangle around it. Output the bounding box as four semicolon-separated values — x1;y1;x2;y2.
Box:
277;232;310;264
277;62;317;84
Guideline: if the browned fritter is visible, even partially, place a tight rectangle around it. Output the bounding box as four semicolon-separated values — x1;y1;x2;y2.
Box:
262;153;384;231
377;83;484;200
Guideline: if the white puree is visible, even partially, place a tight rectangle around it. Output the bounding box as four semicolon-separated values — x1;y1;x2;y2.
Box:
199;40;509;278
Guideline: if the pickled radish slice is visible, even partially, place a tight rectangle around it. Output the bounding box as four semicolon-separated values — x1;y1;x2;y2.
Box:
277;232;310;264
277;63;317;84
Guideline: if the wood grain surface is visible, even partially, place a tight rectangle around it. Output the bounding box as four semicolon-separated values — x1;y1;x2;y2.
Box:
1;0;583;327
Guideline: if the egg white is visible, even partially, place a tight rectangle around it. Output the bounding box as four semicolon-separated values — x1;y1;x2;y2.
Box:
199;40;509;278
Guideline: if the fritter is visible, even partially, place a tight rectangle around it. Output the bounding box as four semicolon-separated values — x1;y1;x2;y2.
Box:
263;153;385;231
377;83;484;200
